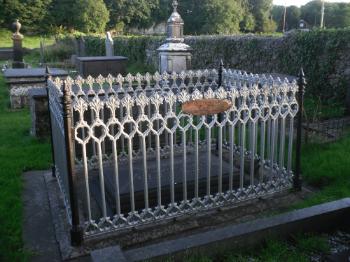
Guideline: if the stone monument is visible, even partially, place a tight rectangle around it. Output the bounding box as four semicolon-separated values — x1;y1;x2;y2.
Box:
105;32;114;56
157;0;192;73
12;19;25;68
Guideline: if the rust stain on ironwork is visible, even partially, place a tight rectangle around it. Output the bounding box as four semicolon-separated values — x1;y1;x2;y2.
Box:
182;99;232;116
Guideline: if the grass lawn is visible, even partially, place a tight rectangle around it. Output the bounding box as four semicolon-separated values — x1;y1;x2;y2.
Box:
0;58;349;260
0;70;51;261
0;29;55;49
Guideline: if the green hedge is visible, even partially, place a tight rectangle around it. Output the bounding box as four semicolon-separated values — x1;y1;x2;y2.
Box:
82;29;350;104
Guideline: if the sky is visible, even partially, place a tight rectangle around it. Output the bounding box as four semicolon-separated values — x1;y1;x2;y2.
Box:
273;0;350;7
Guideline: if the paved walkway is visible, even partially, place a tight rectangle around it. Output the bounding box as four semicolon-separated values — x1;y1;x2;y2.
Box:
22;171;90;262
22;171;61;261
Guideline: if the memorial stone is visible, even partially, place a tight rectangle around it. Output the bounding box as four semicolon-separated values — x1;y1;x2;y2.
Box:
157;0;192;73
12;20;25;68
105;32;114;57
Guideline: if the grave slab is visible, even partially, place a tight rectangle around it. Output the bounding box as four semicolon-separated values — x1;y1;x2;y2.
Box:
76;56;127;77
3;68;68;109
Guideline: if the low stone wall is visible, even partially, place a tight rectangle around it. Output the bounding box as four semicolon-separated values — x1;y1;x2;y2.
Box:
3;68;68;109
10;84;45;109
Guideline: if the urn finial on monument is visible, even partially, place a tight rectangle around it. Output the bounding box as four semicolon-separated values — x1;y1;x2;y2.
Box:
12;19;25;68
157;0;192;73
12;19;23;40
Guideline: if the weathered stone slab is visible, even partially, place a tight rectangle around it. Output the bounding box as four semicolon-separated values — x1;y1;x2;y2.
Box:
76;56;127;77
3;68;68;108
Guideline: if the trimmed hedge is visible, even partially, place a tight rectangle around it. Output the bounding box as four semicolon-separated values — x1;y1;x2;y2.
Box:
83;29;350;103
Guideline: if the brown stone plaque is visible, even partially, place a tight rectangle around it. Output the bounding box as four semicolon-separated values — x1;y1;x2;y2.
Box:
182;99;232;116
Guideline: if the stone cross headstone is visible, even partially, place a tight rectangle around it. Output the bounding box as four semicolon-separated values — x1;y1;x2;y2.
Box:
105;32;114;57
12;19;25;68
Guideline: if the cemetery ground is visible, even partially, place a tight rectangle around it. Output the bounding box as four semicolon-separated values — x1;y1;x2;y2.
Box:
0;62;350;260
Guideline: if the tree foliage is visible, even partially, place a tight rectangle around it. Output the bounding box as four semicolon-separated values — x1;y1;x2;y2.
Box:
2;0;350;35
272;0;350;31
179;0;245;34
0;0;52;32
272;5;301;31
248;0;276;32
49;0;109;33
105;0;159;30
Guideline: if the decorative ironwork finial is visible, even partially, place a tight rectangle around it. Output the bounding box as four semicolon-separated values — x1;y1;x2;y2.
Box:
172;0;178;12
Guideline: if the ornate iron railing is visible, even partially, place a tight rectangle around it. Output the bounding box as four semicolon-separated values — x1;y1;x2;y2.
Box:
48;67;303;244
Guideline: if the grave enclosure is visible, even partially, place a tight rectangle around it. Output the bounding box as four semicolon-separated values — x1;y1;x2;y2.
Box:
48;67;303;245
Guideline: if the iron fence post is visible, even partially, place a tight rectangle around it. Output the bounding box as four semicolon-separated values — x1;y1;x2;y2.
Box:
45;66;56;177
62;81;83;246
294;68;306;191
216;60;224;151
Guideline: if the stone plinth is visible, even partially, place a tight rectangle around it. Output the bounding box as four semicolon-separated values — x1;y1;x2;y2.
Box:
12;19;25;68
158;43;192;73
76;56;128;77
3;68;68;109
28;88;49;138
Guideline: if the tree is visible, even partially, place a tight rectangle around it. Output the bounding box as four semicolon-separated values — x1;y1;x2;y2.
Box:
105;0;160;30
286;6;301;30
201;0;245;34
240;13;256;32
271;5;285;31
248;0;276;32
49;0;109;33
0;0;52;32
301;0;323;28
76;0;109;33
324;3;350;28
301;0;350;29
179;0;246;34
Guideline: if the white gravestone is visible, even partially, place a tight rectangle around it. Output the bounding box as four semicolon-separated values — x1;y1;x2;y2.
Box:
105;32;114;57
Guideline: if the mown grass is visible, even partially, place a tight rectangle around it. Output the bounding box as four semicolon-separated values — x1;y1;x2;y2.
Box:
0;29;55;49
293;133;350;208
0;70;51;261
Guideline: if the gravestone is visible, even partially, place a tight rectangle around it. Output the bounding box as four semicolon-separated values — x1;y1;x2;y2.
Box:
105;32;114;57
76;56;127;77
157;0;192;73
12;20;25;68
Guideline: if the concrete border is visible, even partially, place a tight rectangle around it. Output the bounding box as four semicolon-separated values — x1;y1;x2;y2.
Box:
91;198;350;261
